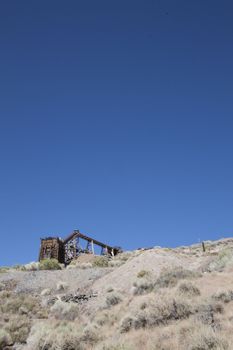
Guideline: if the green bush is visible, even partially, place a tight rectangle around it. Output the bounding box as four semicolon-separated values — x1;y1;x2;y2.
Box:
39;259;61;270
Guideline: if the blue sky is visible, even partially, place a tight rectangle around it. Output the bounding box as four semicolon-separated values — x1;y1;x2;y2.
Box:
0;1;233;265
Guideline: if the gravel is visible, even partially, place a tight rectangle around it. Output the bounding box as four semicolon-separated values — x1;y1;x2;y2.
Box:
0;268;112;294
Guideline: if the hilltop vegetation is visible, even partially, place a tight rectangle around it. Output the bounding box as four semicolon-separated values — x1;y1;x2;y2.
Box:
1;238;233;349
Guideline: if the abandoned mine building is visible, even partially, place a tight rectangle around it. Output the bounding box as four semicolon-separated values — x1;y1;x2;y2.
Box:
39;230;122;264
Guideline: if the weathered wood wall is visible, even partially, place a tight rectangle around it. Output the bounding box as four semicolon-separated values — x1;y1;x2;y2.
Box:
39;237;65;263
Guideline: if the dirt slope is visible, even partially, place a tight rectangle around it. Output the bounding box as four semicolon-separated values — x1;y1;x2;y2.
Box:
1;238;233;350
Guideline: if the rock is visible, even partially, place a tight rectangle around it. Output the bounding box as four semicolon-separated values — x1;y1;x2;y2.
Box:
61;292;98;304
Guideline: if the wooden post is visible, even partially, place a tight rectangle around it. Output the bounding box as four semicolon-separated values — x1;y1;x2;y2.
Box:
91;240;94;254
202;241;206;252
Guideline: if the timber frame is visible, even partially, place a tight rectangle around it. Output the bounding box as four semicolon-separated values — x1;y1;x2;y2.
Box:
39;230;121;264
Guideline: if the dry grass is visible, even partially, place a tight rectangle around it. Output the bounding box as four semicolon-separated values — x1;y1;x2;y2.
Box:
132;267;201;296
204;249;233;272
105;292;122;308
178;282;201;297
154;267;201;290
132;279;154;295
137;270;150;278
120;295;193;333
179;321;229;350
3;315;31;344
25;320;100;350
0;267;10;274
0;329;13;348
92;256;109;267
50;300;79;321
0;292;41;316
212;290;233;303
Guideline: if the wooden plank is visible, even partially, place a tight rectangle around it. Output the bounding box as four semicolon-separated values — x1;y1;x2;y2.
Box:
63;230;117;251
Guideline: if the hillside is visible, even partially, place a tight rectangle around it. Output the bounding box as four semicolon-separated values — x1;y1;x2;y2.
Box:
1;238;233;349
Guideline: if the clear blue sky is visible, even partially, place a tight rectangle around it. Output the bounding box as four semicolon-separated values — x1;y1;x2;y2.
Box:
0;1;233;265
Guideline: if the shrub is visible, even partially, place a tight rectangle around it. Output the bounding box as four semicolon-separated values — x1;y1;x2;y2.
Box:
154;267;201;290
13;264;26;271
94;312;110;326
4;315;31;344
1;294;39;315
100;343;132;350
13;263;39;272
120;297;192;332
212;290;233;303
195;302;223;328
0;279;17;292
24;262;40;271
120;316;134;333
50;300;79;321
0;329;13;348
105;292;122;308
205;249;233;272
26;321;99;350
0;267;10;273
137;270;150;278
80;262;93;269
132;279;154;295
117;252;132;262
108;260;124;267
92;256;109;268
185;325;229;350
26;321;82;350
39;258;61;270
178;282;201;297
70;261;93;269
80;324;100;345
0;290;11;301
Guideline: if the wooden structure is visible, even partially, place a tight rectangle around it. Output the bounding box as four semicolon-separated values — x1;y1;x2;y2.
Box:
39;230;121;264
39;237;64;263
